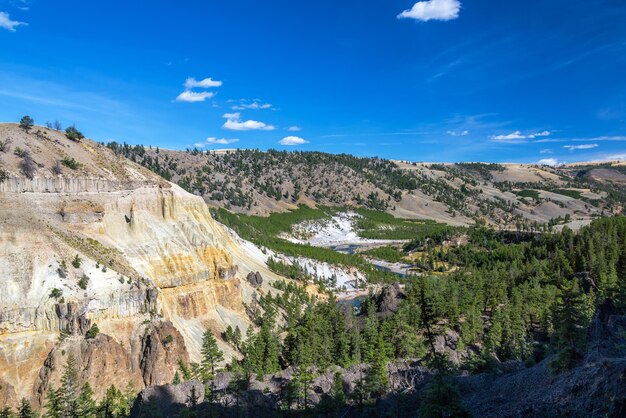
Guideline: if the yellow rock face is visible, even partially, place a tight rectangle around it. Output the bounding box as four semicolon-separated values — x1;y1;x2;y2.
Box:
0;125;288;407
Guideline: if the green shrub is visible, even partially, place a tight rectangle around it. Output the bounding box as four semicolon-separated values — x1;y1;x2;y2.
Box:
78;275;89;290
65;125;84;141
49;288;63;299
85;323;99;339
71;254;82;268
19;115;34;131
61;157;80;170
514;189;541;200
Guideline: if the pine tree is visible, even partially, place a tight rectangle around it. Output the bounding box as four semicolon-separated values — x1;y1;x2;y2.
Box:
75;383;97;418
364;335;389;397
60;354;79;417
172;371;181;385
418;375;471;418
17;399;35;418
0;407;13;418
550;281;593;372
44;385;63;418
19;116;34;131
232;326;242;349
186;385;199;408
200;330;224;380
331;372;346;405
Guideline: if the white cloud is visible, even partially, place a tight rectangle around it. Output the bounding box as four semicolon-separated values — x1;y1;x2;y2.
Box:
206;137;239;145
232;99;273;110
529;131;551;138
175;90;215;103
490;130;551;143
490;131;526;142
397;0;461;22
537;158;562;166
184;77;223;89
279;136;309;146
540;149;553;154
288;126;301;132
0;11;27;31
447;130;469;137
193;142;206;148
222;112;275;131
563;144;598;151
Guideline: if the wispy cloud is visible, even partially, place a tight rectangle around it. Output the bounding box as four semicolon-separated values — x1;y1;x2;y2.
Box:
397;0;461;22
222;112;275;131
534;135;626;144
447;130;469;137
540;149;554;154
184;77;222;89
194;137;240;147
288;126;301;132
279;136;309;146
175;90;214;103
0;11;27;31
231;99;274;111
490;130;551;143
563;143;598;151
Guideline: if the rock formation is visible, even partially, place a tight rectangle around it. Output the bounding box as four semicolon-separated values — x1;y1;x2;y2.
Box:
0;124;285;408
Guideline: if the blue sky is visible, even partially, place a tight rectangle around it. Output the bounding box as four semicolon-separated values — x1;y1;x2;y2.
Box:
1;0;626;164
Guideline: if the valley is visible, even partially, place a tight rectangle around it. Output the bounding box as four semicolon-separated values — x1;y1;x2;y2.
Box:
1;123;625;417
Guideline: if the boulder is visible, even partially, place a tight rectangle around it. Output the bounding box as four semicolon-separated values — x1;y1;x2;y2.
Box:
246;271;263;288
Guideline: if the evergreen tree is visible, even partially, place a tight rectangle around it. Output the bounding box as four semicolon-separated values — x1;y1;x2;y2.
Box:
200;330;224;380
19;116;34;131
75;383;97;418
418;375;471;418
60;354;79;417
17;399;35;418
44;385;63;418
550;281;593;372
0;407;13;418
364;335;389;397
172;372;181;385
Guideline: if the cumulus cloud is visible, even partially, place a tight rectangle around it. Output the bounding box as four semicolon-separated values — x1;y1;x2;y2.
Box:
175;90;215;103
447;130;469;137
537;158;562;166
490;130;551;143
279;136;309;146
0;11;27;31
175;76;222;103
288;126;301;132
397;0;461;22
222;112;275;131
563;144;598;151
184;77;223;89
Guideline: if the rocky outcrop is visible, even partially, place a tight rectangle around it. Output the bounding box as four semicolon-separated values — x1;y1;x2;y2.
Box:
140;322;189;387
33;320;189;406
132;314;626;417
246;271;263;288
0;175;152;193
374;283;404;319
0;124;288;407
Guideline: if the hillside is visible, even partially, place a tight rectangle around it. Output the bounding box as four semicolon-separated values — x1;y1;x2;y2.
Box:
0;124;288;407
109;143;624;229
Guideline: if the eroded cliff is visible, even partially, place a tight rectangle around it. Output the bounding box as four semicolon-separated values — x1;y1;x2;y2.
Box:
0;124;284;407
